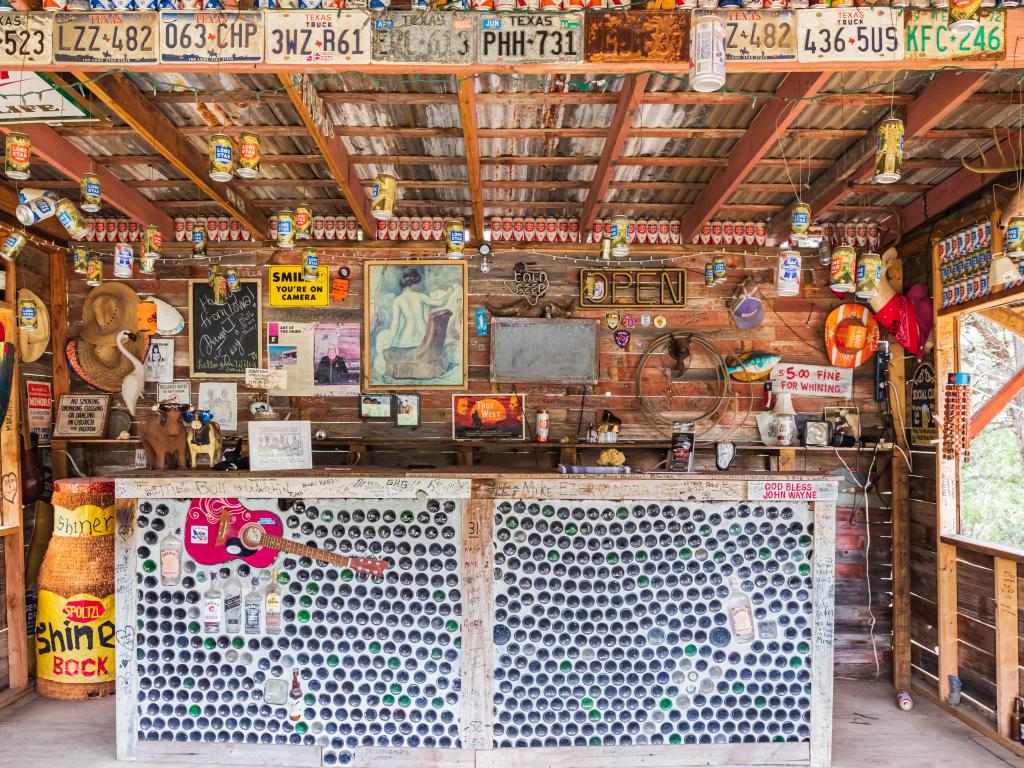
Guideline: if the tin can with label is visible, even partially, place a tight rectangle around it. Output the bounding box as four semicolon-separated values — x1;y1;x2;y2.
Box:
86;257;103;286
55;198;89;240
713;255;727;284
302;248;319;282
143;225;162;258
80;173;102;213
609;215;630;257
445;217;465;256
16;193;57;227
776;250;801;296
236;131;260;178
71;246;88;274
949;0;983;34
277;209;296;248
4;132;30;180
855;251;882;298
191;223;207;257
139;253;157;274
791;203;811;236
704;261;715;286
830;245;856;292
225;268;240;292
371;172;398;220
113;243;133;279
208;134;234;182
294;205;312;239
211;271;229;306
535;410;550;442
1006;216;1024;253
18;297;37;330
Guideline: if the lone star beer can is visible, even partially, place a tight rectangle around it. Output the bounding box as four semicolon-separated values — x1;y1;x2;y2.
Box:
72;246;89;274
0;229;26;261
302;248;319;282
445;217;465;256
295;205;313;239
56;198;89;240
18;296;37;330
80;173;102;213
225;267;240;292
371;172;398;220
236;132;261;179
790;203;811;237
277;209;296;248
4;132;30;180
208;134;234;182
191;223;208;257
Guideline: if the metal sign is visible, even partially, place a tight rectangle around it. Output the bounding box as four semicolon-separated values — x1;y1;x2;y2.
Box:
770;362;853;399
584;10;687;63
905;9;1004;60
910;361;938;446
53;11;159;65
477;12;583;65
160;11;263;64
267;265;330;307
372;11;475;65
797;7;904;64
0;13;52;67
0;72;90;124
265;10;371;65
711;8;796;61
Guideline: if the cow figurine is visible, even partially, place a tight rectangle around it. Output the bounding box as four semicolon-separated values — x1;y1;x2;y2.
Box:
137;405;189;470
184;409;222;468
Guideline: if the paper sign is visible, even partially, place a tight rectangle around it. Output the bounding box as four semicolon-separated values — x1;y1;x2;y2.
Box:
157;380;192;406
26;380;52;443
747;480;838;502
248;420;313;472
198;381;237;432
268;265;330;307
770;362;853;398
245;367;287;389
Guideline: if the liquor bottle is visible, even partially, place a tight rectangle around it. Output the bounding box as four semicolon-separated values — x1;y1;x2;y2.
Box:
265;570;282;635
288;670;303;722
202;574;223;634
727;577;755;644
244;577;262;634
159;528;183;587
223;571;242;634
1012;696;1024;744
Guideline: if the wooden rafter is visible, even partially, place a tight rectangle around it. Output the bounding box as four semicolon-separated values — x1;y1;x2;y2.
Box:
680;71;830;244
457;77;484;242
579;74;651;238
981;307;1024;338
970;363;1024;438
279;74;375;238
73;73;267;237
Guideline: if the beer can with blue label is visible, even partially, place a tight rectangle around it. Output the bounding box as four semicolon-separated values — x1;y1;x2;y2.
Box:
298;0;320;7
302;249;319;282
192;223;207;257
208;134;234;182
703;261;714;286
55;198;89;240
16;193;57;227
80;173;101;213
713;255;727;284
445;217;465;256
790;203;811;237
277;209;296;249
0;229;26;261
18;297;37;330
72;246;88;275
225;268;240;292
1006;215;1024;253
113;243;134;279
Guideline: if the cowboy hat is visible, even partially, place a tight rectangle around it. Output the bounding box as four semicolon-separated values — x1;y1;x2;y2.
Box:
825;303;879;368
80;282;139;346
17;288;49;363
67;334;149;393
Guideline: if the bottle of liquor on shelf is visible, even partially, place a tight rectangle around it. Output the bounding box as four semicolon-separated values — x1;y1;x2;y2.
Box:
223;571;242;634
727;577;755;644
265;570;282;635
288;670;303;722
159;528;182;587
244;577;262;634
202;573;223;634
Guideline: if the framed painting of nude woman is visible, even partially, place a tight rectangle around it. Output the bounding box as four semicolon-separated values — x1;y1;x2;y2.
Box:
363;259;468;391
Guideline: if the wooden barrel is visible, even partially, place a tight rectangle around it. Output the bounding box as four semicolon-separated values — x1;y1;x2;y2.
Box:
35;478;115;699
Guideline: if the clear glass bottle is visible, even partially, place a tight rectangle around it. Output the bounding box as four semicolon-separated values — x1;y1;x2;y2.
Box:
727;577;755;644
202;573;223;634
288;670;303;722
265;570;282;635
159;528;183;587
223;571;242;634
244;577;262;634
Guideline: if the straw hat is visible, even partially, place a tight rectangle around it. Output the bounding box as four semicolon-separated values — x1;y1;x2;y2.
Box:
67;335;149;393
824;303;879;369
80;283;139;346
17;288;49;363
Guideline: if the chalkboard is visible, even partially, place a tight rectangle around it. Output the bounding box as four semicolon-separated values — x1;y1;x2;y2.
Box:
189;280;261;377
490;318;599;384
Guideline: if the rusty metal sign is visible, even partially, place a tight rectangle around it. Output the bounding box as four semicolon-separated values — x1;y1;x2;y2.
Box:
585;10;688;63
372;11;475;64
477;12;583;65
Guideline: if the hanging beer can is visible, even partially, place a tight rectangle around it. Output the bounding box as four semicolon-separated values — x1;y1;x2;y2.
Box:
855;251;883;299
294;205;313;239
0;229;26;261
948;0;982;34
371;173;398;220
72;246;89;274
790;203;811;237
445;217;466;256
139;253;158;274
689;14;726;93
277;209;296;248
143;225;162;258
211;270;229;305
236;132;261;178
713;255;727;284
1006;215;1024;254
4;132;31;180
609;215;630;257
80;173;102;212
704;261;715;286
113;243;134;279
208;134;234;182
18;296;38;330
191;222;208;257
225;268;240;292
874;117;904;184
302;248;319;282
830;245;856;292
55;198;89;240
776;250;801;296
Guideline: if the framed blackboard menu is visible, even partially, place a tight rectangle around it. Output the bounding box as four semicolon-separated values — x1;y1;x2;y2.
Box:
189;280;262;377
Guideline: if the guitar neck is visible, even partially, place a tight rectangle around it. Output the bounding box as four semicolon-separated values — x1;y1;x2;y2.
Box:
261;533;356;569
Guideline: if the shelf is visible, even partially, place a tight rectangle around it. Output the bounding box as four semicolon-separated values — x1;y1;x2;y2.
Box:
937;282;1024;317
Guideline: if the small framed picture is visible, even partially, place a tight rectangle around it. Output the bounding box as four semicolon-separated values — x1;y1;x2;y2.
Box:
395;394;420;428
360;393;393;420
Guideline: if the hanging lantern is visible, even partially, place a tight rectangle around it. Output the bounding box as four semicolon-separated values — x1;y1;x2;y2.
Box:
790;203;811;238
948;0;982;35
371;173;398;220
776;250;801;296
4;132;31;180
874;117;904;184
236;131;261;179
302;248;319;282
208;134;234;182
855;251;883;299
80;173;102;213
689;14;726;94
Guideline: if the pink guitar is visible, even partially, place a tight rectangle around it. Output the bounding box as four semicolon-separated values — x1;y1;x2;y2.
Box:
185;498;388;578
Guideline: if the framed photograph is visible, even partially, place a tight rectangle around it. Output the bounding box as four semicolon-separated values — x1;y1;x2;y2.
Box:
144;338;175;383
360;393;393;420
395;394;420;428
313;322;360;396
452;394;525;440
53;393;110;438
197;381;237;432
248;420;313;472
363;259;468;391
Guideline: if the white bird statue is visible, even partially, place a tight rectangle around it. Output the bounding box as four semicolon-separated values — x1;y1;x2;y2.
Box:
116;330;146;417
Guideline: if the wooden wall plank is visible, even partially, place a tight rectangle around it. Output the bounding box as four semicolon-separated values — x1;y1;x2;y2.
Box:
994;557;1020;738
459;497;494;750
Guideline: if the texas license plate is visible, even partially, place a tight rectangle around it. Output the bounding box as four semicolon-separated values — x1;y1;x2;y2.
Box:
797;7;903;64
54;11;158;64
160;11;262;64
265;10;371;65
905;8;1004;60
0;13;51;67
477;13;583;64
371;11;475;64
713;9;796;61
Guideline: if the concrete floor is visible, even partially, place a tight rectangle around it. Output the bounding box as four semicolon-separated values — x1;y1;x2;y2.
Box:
0;679;1020;768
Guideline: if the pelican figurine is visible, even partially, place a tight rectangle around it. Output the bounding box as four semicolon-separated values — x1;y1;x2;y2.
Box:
116;330;146;416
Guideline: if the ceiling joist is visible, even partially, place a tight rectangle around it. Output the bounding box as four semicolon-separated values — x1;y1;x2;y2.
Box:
457;77;485;242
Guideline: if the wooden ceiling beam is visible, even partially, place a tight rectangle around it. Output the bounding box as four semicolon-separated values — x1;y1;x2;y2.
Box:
457;77;485;242
906;71;990;137
579;74;651;236
279;74;375;238
95;153;324;166
72;72;267;237
679;71;830;243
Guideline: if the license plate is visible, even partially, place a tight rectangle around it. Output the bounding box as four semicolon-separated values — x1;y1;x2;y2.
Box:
0;13;51;67
160;11;262;64
711;9;796;61
797;7;903;64
584;10;687;63
905;8;1004;60
477;13;583;64
53;12;158;64
265;10;370;65
372;11;475;64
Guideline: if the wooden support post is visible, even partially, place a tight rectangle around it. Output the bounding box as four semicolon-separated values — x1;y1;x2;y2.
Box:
457;77;484;243
810;500;836;768
778;448;797;472
460;497;494;750
113;499;139;759
49;249;69;480
994;557;1020;739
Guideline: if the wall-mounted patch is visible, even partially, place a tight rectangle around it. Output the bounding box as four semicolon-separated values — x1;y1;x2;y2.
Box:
613;329;630;349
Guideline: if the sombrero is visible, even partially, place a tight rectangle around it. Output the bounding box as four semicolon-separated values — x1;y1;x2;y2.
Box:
17;288;49;363
81;283;139;345
825;303;879;368
67;335;149;393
